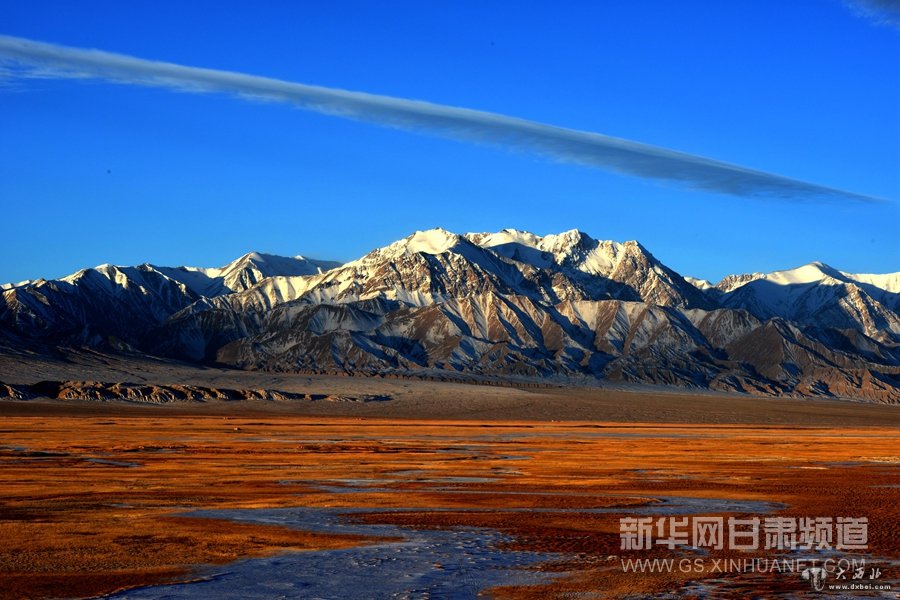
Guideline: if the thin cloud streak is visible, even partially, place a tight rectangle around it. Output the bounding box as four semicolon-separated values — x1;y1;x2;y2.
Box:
844;0;900;29
0;34;880;203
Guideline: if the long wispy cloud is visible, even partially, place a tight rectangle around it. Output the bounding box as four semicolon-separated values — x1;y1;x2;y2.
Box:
845;0;900;29
0;34;880;203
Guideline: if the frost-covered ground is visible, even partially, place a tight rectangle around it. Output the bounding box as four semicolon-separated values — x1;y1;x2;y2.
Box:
108;495;785;599
108;507;562;599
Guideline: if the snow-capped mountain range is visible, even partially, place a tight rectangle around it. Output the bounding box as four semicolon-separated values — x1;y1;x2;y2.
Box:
2;229;897;402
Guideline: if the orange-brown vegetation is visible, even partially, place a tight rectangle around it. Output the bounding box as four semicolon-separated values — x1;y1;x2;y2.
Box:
0;413;897;599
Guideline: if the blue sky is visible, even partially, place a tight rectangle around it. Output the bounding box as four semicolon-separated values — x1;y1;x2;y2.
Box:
1;0;897;284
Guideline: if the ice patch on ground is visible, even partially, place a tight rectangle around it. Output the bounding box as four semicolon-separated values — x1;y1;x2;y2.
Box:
109;506;563;599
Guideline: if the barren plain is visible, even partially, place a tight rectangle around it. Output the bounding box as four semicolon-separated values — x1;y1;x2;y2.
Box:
1;350;898;598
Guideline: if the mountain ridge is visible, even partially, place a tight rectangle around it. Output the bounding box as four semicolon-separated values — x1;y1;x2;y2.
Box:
2;228;897;402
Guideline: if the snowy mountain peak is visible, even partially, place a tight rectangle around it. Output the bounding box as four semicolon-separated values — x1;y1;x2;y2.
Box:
764;262;842;286
713;262;897;294
17;252;343;301
538;229;597;255
717;262;894;295
464;228;542;250
224;251;288;271
715;272;765;293
212;251;341;292
845;271;900;295
685;276;715;291
552;228;592;242
360;228;469;264
405;228;461;255
62;265;115;285
464;228;629;275
709;260;900;341
242;251;265;262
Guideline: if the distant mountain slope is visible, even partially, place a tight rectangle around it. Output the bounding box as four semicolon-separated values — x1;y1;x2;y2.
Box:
154;251;341;296
2;229;897;402
0;253;340;348
687;262;900;343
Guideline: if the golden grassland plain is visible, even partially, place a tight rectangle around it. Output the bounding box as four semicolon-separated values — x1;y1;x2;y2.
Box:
0;409;897;599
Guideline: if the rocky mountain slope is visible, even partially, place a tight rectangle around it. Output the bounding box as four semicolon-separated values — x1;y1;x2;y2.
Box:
2;229;897;402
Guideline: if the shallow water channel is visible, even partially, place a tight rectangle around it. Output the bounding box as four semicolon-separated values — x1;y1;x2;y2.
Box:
108;493;783;599
108;506;559;599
